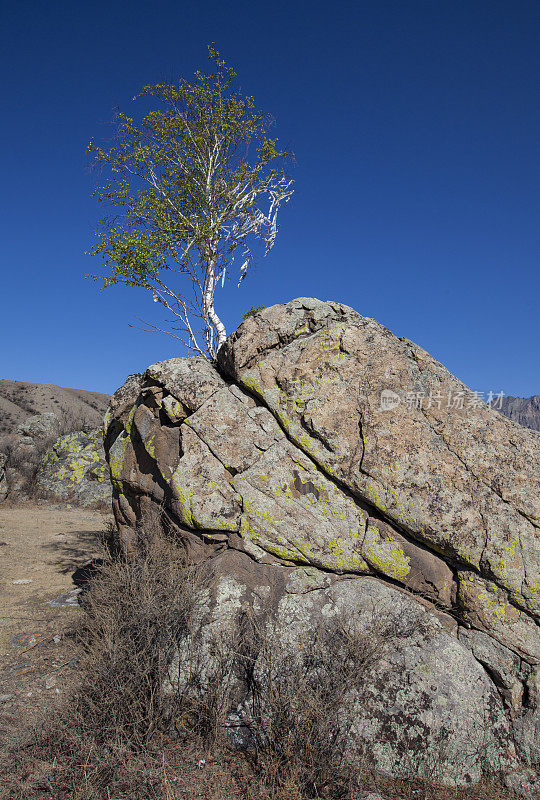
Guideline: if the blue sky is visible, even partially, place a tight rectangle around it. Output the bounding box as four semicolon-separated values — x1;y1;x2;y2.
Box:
1;0;539;396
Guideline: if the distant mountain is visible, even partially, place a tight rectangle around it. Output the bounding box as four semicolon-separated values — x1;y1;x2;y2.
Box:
0;380;110;435
497;395;540;432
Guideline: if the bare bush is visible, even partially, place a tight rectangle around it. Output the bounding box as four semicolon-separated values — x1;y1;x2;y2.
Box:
57;408;95;435
1;521;525;800
71;529;206;743
228;615;390;799
2;527;209;798
1;437;45;498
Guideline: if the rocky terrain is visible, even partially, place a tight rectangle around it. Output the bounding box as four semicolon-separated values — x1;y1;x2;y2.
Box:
104;298;539;796
498;395;540;432
0;413;111;508
0;379;109;436
1;359;538;515
0;380;111;507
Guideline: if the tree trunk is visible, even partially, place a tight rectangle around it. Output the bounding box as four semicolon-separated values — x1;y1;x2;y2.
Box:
203;257;227;357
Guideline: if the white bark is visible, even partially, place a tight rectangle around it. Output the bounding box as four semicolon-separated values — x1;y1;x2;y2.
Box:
203;252;227;357
116;111;293;360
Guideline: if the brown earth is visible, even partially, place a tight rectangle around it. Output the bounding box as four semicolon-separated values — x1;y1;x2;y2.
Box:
0;506;109;737
0;380;110;435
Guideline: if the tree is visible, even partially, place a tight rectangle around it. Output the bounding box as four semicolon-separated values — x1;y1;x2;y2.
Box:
87;46;293;360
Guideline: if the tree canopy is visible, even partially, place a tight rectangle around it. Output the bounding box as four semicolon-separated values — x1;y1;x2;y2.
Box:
88;46;293;359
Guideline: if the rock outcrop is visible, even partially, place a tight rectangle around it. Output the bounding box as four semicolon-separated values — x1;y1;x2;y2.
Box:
36;428;111;508
16;412;62;441
0;412;111;507
1;413;63;499
0;452;7;501
105;298;540;793
499;395;540;432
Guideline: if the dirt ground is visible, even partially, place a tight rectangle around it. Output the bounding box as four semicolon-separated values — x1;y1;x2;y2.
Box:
0;506;109;739
0;506;270;799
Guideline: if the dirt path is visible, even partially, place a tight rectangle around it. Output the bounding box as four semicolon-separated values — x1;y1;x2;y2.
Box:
0;506;110;737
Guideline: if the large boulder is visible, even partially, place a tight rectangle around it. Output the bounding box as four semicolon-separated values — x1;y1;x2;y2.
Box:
104;298;540;793
0;412;63;501
0;411;111;508
36;428;111;508
16;411;62;441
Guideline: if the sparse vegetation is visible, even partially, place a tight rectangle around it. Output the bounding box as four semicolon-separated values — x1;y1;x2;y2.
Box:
0;435;48;498
57;408;95;436
243;305;266;320
0;523;524;800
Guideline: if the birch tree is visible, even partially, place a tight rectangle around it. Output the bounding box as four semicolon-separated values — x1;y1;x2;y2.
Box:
88;46;293;359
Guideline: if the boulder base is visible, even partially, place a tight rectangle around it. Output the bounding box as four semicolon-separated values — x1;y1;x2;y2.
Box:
105;298;540;793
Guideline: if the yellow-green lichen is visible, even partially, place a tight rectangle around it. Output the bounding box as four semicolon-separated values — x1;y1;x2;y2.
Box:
494;536;522;581
240;513;369;573
143;431;157;461
123;404;138;436
109;432;130;482
362;524;411;580
60;452;99;485
319;332;348;362
162;394;185;422
294;322;310;337
239;517;304;563
326;537;369;571
103;407;112;434
241;375;264;397
527;580;539;602
170;471;195;527
478;587;510;620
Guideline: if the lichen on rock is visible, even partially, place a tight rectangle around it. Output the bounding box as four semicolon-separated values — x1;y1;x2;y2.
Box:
37;428;111;508
104;298;540;794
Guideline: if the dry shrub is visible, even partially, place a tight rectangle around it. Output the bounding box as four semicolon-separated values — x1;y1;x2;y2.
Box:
1;522;525;800
238;617;523;800
57;408;95;436
73;530;204;748
1;436;46;497
2;526;209;799
234;615;392;799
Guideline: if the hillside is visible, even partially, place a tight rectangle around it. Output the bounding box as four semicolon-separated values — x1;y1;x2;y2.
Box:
498;394;540;432
0;380;110;435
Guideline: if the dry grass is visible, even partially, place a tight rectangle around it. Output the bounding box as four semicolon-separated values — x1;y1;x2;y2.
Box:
0;524;526;800
1;526;206;799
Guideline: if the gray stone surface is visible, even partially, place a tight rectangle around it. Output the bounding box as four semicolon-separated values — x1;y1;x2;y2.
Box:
1;412;111;508
458;627;524;710
16;412;61;440
36;429;111;508
105;298;540;794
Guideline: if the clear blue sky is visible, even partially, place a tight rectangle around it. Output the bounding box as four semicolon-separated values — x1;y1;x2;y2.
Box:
2;0;539;397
